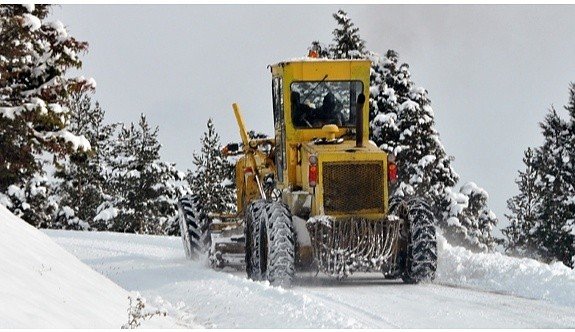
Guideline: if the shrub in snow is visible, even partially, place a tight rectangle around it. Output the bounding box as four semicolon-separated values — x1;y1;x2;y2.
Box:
440;182;500;252
121;293;166;329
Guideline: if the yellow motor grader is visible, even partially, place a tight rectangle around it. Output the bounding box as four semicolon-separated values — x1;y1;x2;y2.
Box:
178;58;437;287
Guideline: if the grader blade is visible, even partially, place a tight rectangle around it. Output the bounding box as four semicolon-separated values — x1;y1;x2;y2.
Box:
208;218;246;269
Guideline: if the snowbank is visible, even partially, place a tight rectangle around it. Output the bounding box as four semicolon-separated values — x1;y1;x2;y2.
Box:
436;234;575;307
0;205;178;328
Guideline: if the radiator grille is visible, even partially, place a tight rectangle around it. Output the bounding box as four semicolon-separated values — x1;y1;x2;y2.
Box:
322;161;385;214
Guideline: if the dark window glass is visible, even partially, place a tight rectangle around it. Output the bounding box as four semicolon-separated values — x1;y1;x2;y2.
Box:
272;77;285;182
291;80;363;128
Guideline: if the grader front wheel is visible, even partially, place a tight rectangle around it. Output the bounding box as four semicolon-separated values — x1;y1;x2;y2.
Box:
401;197;438;284
258;201;296;287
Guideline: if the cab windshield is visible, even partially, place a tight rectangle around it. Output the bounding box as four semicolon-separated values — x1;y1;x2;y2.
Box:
290;80;363;128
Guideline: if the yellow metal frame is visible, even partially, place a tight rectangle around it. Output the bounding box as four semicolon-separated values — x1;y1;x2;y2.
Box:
269;59;389;220
270;60;371;145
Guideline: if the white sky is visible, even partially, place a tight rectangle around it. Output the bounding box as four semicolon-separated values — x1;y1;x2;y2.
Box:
50;4;575;236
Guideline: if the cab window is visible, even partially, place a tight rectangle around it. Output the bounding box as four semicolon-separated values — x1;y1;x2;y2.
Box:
291;80;363;128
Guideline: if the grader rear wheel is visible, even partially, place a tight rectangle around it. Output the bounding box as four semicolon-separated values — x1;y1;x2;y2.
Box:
245;199;267;280
178;195;211;260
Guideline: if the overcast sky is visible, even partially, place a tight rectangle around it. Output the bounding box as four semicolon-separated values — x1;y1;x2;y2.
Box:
50;5;575;236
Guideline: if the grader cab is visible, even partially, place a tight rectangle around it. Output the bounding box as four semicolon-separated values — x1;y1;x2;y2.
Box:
178;58;438;287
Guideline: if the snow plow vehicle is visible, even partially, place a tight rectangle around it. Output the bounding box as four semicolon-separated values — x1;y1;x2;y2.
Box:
178;58;437;287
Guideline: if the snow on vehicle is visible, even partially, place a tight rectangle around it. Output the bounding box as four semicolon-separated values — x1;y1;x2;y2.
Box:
178;57;437;286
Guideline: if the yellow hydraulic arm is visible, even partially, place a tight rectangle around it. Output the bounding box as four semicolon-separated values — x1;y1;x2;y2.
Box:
233;103;250;149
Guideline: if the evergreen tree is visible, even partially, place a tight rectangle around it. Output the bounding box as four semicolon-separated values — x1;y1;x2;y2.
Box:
0;5;93;193
531;107;575;267
330;10;366;59
101;115;187;234
394;85;459;201
187;119;236;219
0;5;94;228
504;86;575;267
564;83;575;267
503;148;541;256
368;51;401;152
52;92;115;230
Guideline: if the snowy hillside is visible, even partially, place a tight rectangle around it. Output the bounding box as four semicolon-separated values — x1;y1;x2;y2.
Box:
0;205;185;328
46;227;575;328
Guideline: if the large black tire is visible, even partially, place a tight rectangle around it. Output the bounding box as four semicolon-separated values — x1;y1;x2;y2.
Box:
256;201;296;287
400;197;437;284
244;199;267;280
178;195;211;260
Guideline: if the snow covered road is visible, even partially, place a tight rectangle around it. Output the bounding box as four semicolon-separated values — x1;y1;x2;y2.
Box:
45;230;575;328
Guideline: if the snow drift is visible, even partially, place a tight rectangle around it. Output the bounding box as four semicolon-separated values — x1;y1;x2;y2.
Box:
436;234;575;307
0;205;178;328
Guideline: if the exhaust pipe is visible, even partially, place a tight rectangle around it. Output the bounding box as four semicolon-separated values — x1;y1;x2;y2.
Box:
356;93;366;147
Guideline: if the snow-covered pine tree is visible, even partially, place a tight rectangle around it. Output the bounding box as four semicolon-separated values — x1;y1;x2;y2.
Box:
101;115;187;234
0;5;94;228
392;81;459;202
503;147;541;256
96;120;138;232
531;106;575;267
52;92;116;230
564;83;575;267
368;51;401;152
531;107;575;266
309;10;499;251
330;9;366;59
186;119;236;220
392;82;500;251
456;183;499;252
0;5;93;196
